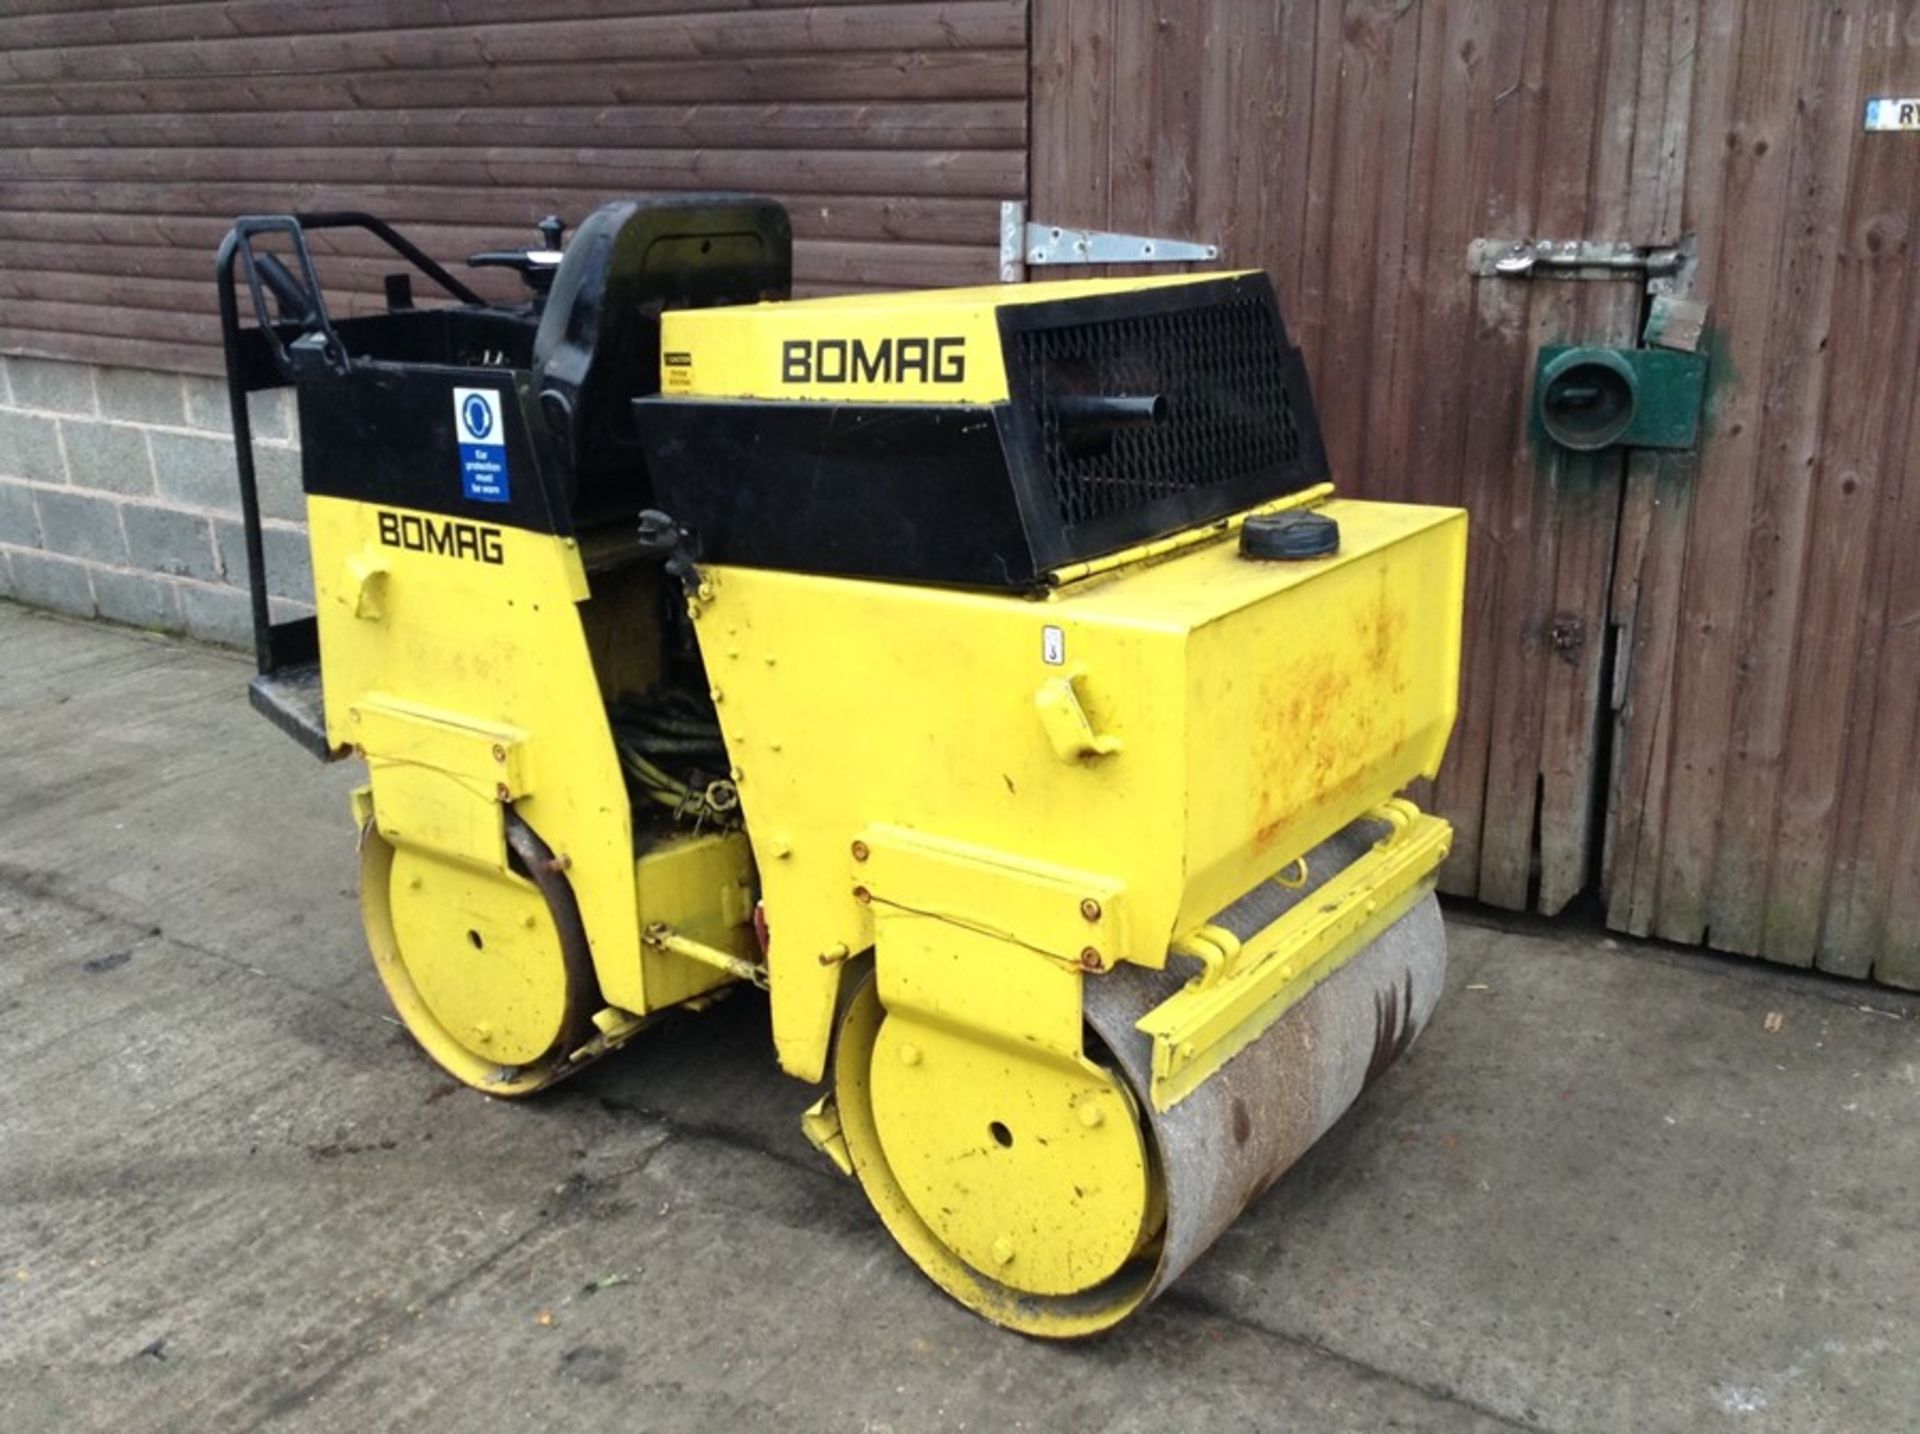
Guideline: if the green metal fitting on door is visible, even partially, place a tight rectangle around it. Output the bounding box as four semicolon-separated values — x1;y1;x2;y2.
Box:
1533;345;1708;452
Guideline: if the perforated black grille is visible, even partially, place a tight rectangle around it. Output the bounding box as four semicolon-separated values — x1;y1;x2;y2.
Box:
1011;293;1306;528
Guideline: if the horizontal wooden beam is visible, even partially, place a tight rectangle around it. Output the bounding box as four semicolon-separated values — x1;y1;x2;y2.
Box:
0;4;1027;83
0;50;1028;115
2;100;1027;153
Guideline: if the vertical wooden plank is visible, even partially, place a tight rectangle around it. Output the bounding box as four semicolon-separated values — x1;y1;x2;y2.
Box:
1703;2;1864;956
1352;0;1428;493
1533;0;1647;915
1370;0;1457;505
1864;386;1920;988
1432;0;1544;895
1260;0;1329;322
1148;0;1205;246
1098;0;1160;278
1601;435;1653;903
1314;0;1422;482
1633;0;1697;245
1189;0;1259;267
1289;0;1349;376
1823;272;1920;979
1594;0;1672;896
1604;0;1736;935
1649;0;1809;945
1880;704;1920;988
1604;450;1697;932
1028;0;1071;220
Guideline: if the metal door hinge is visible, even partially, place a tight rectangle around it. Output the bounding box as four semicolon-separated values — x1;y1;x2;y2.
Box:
1000;201;1219;282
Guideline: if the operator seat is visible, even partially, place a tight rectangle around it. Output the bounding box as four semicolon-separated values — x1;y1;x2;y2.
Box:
531;195;793;526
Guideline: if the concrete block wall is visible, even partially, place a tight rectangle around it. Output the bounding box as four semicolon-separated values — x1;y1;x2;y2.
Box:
0;356;313;648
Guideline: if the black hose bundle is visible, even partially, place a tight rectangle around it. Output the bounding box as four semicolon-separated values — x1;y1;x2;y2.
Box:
608;687;740;831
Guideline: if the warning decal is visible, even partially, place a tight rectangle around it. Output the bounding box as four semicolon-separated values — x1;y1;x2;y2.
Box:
454;387;510;503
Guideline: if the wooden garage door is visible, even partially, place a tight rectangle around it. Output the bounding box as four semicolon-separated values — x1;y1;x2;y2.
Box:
1032;1;1920;986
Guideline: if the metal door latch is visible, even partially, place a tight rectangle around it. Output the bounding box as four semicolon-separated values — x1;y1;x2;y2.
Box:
1468;237;1685;281
1001;201;1219;281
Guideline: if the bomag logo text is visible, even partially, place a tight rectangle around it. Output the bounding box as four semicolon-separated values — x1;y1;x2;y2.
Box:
377;510;505;565
780;336;965;385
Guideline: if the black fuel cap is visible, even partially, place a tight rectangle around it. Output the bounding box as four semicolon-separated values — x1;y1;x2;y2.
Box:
1241;510;1340;560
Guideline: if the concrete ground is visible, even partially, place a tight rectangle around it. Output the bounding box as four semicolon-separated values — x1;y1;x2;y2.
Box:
2;601;1916;1434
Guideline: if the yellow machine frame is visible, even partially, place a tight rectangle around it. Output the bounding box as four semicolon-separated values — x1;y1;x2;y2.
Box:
312;473;1462;1085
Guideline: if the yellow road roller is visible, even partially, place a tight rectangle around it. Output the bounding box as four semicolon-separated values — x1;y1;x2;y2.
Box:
216;197;1465;1335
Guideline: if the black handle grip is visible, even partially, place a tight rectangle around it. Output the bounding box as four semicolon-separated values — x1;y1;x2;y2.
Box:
468;250;544;271
467;215;567;296
253;252;315;323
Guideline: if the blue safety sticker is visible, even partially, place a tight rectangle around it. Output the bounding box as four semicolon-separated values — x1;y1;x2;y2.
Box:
453;386;510;503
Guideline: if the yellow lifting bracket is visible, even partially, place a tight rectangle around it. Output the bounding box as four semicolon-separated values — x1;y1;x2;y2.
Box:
1138;799;1452;1111
853;823;1128;971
